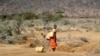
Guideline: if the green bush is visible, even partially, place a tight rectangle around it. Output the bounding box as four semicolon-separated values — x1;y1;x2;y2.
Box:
38;11;64;22
38;12;53;21
19;12;38;20
52;12;64;21
0;15;12;20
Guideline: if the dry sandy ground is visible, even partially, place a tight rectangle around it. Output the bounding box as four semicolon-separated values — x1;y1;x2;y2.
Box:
0;31;100;56
57;31;100;42
0;44;85;56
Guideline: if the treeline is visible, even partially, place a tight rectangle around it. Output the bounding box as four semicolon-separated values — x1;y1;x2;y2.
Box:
0;12;64;21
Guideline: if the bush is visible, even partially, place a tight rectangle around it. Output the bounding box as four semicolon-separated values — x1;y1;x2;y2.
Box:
19;12;38;20
80;37;88;43
38;11;64;22
38;12;53;21
21;20;34;27
52;12;64;21
0;18;23;44
0;15;13;20
63;20;71;25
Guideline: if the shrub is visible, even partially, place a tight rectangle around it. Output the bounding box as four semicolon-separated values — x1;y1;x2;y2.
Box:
63;20;71;25
0;15;12;20
52;12;64;21
21;20;34;27
79;37;88;43
19;12;38;20
38;12;53;21
38;11;64;22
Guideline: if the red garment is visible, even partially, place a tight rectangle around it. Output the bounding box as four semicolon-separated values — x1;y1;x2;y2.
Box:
49;32;57;49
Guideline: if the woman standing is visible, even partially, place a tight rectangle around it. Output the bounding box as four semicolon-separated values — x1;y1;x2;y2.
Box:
46;25;57;51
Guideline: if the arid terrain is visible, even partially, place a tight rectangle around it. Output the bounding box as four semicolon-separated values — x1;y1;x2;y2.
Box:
0;30;100;56
0;18;100;56
0;0;100;56
0;44;85;56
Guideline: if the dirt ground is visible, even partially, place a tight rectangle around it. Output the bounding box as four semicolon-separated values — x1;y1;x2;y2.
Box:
0;44;85;56
0;31;100;56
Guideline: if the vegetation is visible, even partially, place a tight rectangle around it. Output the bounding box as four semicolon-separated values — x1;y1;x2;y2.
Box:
38;11;64;22
0;12;100;44
0;12;64;44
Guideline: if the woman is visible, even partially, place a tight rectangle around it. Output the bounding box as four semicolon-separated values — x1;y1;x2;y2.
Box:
46;25;57;51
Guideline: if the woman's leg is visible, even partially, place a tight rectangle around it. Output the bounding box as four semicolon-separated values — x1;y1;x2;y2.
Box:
52;48;56;51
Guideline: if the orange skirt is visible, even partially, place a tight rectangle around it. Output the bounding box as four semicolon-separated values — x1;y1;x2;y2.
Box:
50;39;57;49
